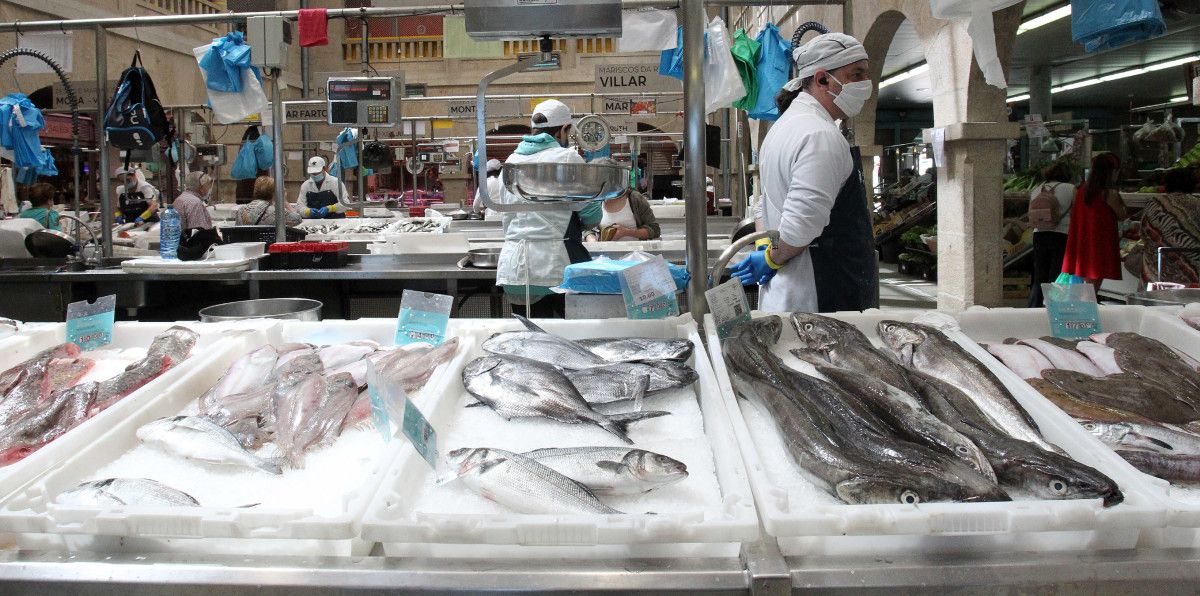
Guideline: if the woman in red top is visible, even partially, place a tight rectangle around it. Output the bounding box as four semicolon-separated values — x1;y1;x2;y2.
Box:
1061;152;1128;293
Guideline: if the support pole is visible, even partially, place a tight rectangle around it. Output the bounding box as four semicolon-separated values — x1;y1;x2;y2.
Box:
681;0;709;321
95;25;112;258
271;68;287;243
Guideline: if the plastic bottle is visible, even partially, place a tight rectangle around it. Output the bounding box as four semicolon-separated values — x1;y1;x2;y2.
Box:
159;205;181;260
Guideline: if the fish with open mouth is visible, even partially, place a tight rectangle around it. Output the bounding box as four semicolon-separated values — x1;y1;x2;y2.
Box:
447;447;623;514
521;447;688;495
790;313;917;395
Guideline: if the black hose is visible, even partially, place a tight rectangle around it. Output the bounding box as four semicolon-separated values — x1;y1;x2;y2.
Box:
791;21;829;50
0;47;80;155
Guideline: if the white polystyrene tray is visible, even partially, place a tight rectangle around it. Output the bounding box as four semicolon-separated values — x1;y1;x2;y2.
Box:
361;316;760;559
959;304;1200;548
0;322;247;504
0;319;470;556
704;309;1166;557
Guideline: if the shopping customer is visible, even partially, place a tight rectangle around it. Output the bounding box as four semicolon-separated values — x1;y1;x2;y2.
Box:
599;187;660;241
1062;152;1128;293
1139;167;1200;285
236;176;303;227
173;171;215;231
1027;161;1076;307
18;182;60;231
496;99;601;318
731;32;878;313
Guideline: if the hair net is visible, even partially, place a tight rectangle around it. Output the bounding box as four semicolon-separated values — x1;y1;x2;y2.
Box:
782;32;868;92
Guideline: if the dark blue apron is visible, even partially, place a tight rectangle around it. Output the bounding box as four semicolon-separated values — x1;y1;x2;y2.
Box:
809;146;880;312
304;185;346;219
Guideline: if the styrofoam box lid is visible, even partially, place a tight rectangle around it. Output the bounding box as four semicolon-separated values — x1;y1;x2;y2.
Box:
704;309;1167;542
359;316;761;548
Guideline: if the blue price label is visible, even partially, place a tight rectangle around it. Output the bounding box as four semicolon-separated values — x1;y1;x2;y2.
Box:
620;258;678;319
1043;283;1102;340
402;396;437;469
395;290;453;347
66;295;116;350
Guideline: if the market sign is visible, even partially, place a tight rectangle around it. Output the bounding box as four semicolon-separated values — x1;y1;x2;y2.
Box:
447;98;522;119
594;63;680;94
51;81;118;111
283;101;329;123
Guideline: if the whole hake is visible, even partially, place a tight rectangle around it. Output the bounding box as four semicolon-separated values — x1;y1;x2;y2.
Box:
791;313;917;395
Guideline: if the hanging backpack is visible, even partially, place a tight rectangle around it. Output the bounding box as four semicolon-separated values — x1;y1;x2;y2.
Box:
104;51;170;150
1028;182;1066;231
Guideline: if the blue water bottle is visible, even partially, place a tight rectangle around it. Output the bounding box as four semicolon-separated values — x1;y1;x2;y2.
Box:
159;205;181;260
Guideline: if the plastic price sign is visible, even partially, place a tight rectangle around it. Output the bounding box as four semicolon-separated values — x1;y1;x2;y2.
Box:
66;295;116;350
366;357;438;468
620;257;678;319
395;290;453;347
705;280;751;340
402;396;438;469
1042;283;1102;340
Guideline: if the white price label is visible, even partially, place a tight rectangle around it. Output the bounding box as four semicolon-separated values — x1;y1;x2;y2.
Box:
705;280;751;339
623;259;675;307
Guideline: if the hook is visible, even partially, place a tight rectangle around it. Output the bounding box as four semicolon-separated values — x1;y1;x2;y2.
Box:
59;19;67;36
132;14;142;50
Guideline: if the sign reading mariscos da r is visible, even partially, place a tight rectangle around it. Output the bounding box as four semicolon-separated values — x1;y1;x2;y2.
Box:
594;63;681;95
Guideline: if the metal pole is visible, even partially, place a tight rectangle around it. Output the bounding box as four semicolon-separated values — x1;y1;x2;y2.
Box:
734;109;751;219
300;0;311;155
681;0;708;321
271;68;287;243
95;25;112;258
719;7;733;211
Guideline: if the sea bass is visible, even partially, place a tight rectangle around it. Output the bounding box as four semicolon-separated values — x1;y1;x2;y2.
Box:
56;478;200;507
790;313;917;395
137;415;282;474
576;337;695;363
521;447;688;495
878;320;1061;454
566;360;698;401
448;447;623;514
0;382;96;464
462;356;667;444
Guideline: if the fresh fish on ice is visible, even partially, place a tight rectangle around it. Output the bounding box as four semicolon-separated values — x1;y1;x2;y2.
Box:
1074;341;1123;376
372;338;460;393
1096;332;1200;401
790;312;917;395
317;343;377;370
0;356;52;427
1027;378;1158;425
92;355;170;414
47;357;95;391
1040;369;1199;424
521;447;688;495
575;337;695;363
142;325;199;366
482;332;609;370
137;415;283;474
564;368;650;406
1081;420;1200;455
272;348;321;379
448;447;623;514
463;356;667;444
56;478;200;507
1015;338;1103;376
565;360;698;403
0;382;96;464
984;343;1053;379
1117;450;1200;482
1;342;79;397
273;371;359;466
199;346;279;415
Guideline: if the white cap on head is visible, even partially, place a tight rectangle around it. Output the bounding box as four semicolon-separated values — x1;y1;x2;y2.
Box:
783;32;868;92
306;155;327;174
531;99;572;129
486;158;503;172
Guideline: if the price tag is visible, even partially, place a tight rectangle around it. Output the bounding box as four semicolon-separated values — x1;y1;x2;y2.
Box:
705;280;751;340
365;357;438;468
66;295;116;350
1042;283;1102;339
395;290;453;347
620;258;679;319
402;396;438;469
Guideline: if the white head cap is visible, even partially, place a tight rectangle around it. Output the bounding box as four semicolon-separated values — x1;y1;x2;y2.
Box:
531;99;572;129
306;155;327;174
783;32;869;92
486;159;503;172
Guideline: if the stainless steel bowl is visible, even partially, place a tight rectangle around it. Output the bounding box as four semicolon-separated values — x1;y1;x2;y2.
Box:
467;247;502;268
502;162;630;202
24;229;77;259
198;298;323;322
1126;288;1200;306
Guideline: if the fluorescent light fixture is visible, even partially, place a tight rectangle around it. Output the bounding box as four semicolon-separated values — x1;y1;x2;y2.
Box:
1017;4;1071;35
1171;95;1191;103
1145;54;1200;71
1008;53;1200;102
1007;94;1031;103
879;63;929;89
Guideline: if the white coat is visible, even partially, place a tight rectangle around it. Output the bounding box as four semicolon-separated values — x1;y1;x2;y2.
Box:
472;176;503;220
755;92;852;313
293;175;349;211
494;145;584;293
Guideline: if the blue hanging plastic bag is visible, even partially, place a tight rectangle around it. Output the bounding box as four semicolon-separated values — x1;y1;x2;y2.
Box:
658;27;686;80
199;31;255;93
1071;0;1165;53
230;140;259;180
749;23;791;121
253;135;274;171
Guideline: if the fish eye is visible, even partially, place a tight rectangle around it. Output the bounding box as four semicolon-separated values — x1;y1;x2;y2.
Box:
1048;478;1068;495
955;445;970;455
899;490;920;504
804;323;814;331
1082;423;1096;431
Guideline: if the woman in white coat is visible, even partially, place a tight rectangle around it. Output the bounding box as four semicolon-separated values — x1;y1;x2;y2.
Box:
731;32;880;313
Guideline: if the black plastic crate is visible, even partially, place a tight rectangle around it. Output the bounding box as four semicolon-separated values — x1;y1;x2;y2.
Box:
221;225;306;244
265;248;349;269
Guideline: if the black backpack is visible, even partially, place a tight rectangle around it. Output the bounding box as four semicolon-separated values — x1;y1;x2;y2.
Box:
104;51;170;150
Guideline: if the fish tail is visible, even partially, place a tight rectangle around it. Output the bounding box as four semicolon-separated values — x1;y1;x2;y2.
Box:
257;456;286;475
603;410;670;442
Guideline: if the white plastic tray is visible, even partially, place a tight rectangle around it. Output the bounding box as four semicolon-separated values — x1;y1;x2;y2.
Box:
704;309;1166;557
0;319;469;556
361;317;760;559
958;304;1200;548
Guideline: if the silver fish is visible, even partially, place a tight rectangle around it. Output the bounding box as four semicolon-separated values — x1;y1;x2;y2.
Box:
0;381;96;464
1;343;79;397
481;332;609;370
575;338;695;363
56;478;200;507
448;447;623;514
273;372;360;467
565;360;698;405
137;415;282;474
372;338;460;393
521;447;688;495
92;355;170;414
1081;420;1200;455
199;346;280;415
463;356;667;444
143;326;199;366
790;313;918;395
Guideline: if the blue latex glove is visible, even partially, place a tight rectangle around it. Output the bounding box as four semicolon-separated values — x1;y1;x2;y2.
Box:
115;215;125;224
730;250;777;286
134;217;144;224
317;206;330;218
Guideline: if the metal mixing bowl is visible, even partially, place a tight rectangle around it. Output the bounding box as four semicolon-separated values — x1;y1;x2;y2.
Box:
467;247;502;268
198;298;323;322
1126;288;1200;306
502;162;630;202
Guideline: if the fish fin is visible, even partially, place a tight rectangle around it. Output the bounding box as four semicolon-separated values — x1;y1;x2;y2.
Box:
595;460;627;472
603;410;670;443
235;503;261;508
789;348;831;367
632;375;649;413
257;457;286;475
512;314;549;334
464;400;486;408
1120;432;1174;452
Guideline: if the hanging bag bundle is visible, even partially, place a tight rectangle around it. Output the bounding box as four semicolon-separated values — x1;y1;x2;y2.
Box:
230;126;263;180
104;50;170;150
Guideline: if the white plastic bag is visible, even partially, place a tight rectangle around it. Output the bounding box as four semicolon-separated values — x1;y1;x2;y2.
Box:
619;9;678;52
704;17;745;114
930;0;1022;89
192;44;268;124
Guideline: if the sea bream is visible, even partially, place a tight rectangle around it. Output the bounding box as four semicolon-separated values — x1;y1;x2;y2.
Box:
462;356;667;444
56;478;200;507
521;447;688;495
447;447;623;514
137;415;283;474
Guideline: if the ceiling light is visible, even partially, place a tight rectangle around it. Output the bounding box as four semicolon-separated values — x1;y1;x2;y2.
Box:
1017;4;1071;35
1008;53;1200;102
879;63;929;89
1007;94;1030;103
1144;54;1200;71
1171;95;1190;103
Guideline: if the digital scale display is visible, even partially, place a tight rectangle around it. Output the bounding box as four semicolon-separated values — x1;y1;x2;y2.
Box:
327;76;400;127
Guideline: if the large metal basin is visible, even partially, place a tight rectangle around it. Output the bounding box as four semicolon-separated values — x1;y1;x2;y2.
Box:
1126;288;1200;306
198;298;323;322
502;162;630;202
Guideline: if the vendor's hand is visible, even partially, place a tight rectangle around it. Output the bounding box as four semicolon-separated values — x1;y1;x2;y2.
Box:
115;216;125;225
317;206;330;218
730;250;778;286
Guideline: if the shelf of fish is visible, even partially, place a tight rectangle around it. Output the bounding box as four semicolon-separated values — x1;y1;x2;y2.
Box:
0;323;236;509
0;319;467;556
705;310;1167;557
361;316;759;559
958;304;1200;548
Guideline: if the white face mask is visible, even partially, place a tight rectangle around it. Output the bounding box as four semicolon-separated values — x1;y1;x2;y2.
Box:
827;74;873;118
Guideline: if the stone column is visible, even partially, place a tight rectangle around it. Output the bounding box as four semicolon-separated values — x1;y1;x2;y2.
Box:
1029;64;1053;120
